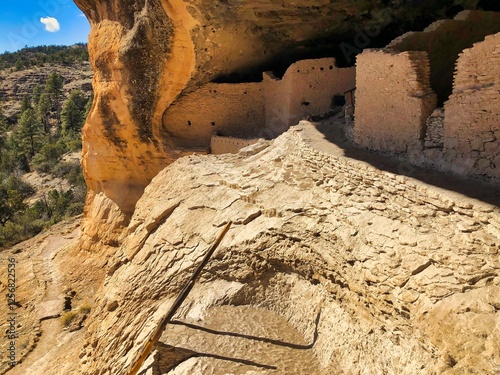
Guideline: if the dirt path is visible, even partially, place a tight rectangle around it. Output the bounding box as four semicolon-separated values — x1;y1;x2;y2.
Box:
7;227;80;375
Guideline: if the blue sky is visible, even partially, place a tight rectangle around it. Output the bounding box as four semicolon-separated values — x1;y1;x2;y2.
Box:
0;0;90;53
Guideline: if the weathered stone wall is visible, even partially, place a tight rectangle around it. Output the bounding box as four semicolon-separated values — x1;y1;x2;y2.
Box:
286;58;355;126
443;32;500;179
424;108;445;149
163;58;355;145
354;50;437;153
262;71;293;138
210;135;262;154
353;10;500;181
163;83;266;148
388;10;500;105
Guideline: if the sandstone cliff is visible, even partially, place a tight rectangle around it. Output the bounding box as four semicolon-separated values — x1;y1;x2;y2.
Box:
77;122;500;374
11;1;495;373
73;0;485;249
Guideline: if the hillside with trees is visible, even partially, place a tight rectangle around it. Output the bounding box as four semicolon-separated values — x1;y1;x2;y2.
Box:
0;66;92;248
0;44;89;71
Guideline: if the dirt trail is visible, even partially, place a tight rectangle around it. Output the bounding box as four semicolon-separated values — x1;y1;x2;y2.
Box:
7;227;80;375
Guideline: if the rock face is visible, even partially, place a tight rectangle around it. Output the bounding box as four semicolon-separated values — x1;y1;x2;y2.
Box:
79;123;500;375
73;0;478;247
63;1;500;372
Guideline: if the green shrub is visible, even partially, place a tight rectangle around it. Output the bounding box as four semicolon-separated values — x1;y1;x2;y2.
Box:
51;161;75;178
31;142;68;172
3;175;35;198
66;138;82;151
32;160;55;174
66;202;84;217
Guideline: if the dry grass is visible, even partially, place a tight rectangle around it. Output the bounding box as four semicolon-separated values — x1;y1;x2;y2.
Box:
61;311;77;327
79;302;92;315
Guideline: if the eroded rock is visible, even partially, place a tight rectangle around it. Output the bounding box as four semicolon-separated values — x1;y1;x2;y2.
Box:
73;0;478;247
78;124;500;374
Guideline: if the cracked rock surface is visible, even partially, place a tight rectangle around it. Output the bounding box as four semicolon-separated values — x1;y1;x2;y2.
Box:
73;0;479;246
79;123;500;374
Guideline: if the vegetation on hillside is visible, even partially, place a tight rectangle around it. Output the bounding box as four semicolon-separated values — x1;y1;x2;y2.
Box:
0;71;91;248
0;44;89;71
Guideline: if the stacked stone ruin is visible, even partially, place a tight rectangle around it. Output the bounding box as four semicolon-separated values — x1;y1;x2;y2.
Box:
353;10;500;181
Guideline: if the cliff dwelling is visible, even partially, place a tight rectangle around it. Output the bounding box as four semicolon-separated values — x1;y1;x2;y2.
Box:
163;57;355;152
2;1;500;375
354;10;500;182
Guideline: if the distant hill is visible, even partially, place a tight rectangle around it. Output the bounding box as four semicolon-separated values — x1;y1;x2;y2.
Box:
0;44;93;122
0;62;93;122
0;44;93;248
0;44;89;71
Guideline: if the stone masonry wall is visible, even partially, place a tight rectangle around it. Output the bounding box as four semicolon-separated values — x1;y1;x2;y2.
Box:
210;135;262;154
163;58;355;147
424;108;445;149
354;50;437;153
262;71;293;138
286;58;356;126
162;83;266;148
443;32;500;179
387;10;500;105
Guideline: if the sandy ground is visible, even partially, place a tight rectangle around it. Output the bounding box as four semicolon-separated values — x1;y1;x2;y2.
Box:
0;218;83;375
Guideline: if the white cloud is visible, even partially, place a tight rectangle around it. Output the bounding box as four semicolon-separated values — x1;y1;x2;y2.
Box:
40;17;60;32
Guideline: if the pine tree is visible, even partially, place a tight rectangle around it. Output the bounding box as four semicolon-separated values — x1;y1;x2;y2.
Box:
0;181;27;226
31;84;43;106
84;92;94;118
0;108;7;162
37;93;52;133
44;71;64;112
20;95;31;112
61;90;87;135
16;108;43;159
45;71;63;96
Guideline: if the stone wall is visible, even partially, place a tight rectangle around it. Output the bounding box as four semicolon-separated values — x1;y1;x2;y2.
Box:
210;135;262;154
286;58;355;126
354;50;437;153
262;71;293;138
443;32;500;179
163;58;355;146
162;83;266;148
353;10;500;182
424;108;445;149
387;11;500;105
